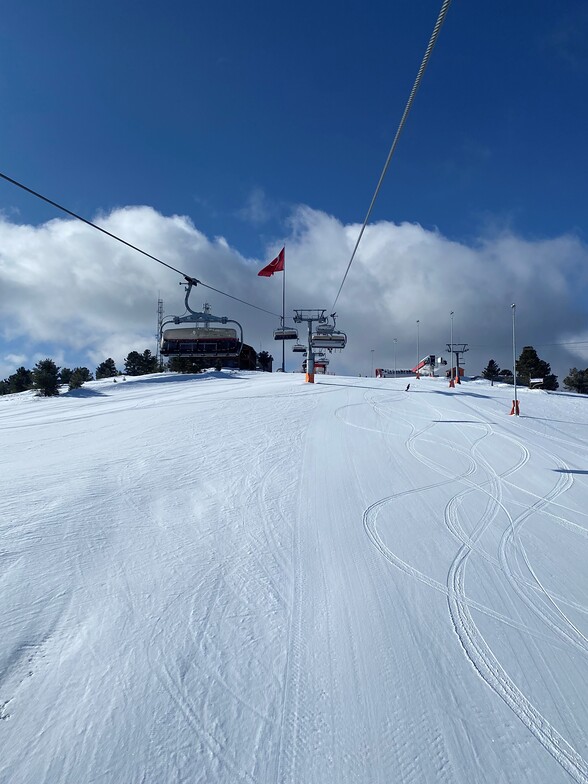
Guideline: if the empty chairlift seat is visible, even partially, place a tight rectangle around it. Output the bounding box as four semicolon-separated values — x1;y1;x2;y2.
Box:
273;327;298;341
160;326;241;357
310;330;347;350
159;281;253;367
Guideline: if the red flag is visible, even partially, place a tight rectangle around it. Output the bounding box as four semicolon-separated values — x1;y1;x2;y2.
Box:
258;247;285;277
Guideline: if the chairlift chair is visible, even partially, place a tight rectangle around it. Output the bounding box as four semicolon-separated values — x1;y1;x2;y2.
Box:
311;313;346;350
310;331;347;350
160;278;243;359
315;322;335;335
274;327;298;341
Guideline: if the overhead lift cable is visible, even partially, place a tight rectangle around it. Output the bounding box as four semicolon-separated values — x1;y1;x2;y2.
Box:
331;0;452;311
0;171;281;318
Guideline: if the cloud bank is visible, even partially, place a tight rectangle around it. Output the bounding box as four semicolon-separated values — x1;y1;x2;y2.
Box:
1;204;587;383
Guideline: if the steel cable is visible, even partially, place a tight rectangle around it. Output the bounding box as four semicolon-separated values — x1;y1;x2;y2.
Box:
331;0;452;310
0;172;281;317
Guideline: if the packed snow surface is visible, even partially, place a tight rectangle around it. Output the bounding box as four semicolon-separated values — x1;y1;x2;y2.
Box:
1;371;587;783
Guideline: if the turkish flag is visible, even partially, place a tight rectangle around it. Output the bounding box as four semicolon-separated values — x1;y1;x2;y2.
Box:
258;247;285;277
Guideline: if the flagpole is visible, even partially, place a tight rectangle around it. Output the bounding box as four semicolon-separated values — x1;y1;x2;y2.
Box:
281;250;286;372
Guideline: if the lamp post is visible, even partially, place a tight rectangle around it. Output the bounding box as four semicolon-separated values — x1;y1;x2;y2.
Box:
511;303;519;415
450;311;454;386
393;338;397;377
416;320;420;373
371;349;375;377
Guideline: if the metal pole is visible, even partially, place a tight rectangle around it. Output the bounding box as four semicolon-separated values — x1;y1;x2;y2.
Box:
512;303;518;414
371;349;374;377
281;264;286;372
450;311;454;385
416;320;420;372
393;338;397;377
306;319;314;383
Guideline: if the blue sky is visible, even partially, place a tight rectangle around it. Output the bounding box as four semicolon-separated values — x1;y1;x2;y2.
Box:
1;0;588;380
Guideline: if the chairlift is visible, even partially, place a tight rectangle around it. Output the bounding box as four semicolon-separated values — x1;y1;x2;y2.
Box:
292;342;306;353
315;322;335;335
160;278;243;359
310;313;347;350
310;332;347;350
274;326;298;341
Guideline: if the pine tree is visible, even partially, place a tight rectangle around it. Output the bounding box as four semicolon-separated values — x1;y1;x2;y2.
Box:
124;349;159;376
140;349;159;374
32;359;60;397
516;346;558;390
68;367;93;390
60;368;73;385
96;358;119;379
168;356;205;373
482;359;501;382
124;351;142;376
257;351;273;372
7;366;33;393
563;368;588;394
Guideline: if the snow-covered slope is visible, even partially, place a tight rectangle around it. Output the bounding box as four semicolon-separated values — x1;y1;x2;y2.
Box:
1;372;587;783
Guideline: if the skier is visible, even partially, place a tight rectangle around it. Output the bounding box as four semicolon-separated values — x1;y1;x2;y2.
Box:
405;383;410;392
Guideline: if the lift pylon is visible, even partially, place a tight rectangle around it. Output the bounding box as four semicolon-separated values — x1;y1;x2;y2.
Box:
293;310;327;383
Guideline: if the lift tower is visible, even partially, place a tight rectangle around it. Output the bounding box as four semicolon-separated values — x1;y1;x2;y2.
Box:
156;297;164;369
293;309;327;383
446;343;468;385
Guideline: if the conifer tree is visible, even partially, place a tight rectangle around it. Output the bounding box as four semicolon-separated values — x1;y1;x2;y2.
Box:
123;351;143;376
60;368;73;385
7;366;33;393
124;349;159;376
32;359;60;397
257;351;273;372
68;367;93;390
482;359;500;382
563;368;588;394
140;349;159;374
96;358;119;379
516;346;558;390
167;356;204;373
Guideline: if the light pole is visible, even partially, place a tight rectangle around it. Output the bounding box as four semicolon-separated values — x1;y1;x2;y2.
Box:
393;338;397;377
416;320;420;373
371;349;375;377
450;311;454;386
511;303;519;415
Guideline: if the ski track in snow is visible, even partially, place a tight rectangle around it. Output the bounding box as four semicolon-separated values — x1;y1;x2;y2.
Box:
1;373;587;783
359;383;588;783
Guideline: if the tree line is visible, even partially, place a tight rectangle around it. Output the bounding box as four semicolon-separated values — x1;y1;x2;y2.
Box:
5;343;588;396
0;349;160;397
482;346;559;389
482;345;588;393
0;348;275;397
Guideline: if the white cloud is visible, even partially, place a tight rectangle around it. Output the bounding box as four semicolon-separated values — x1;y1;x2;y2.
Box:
4;353;27;364
236;188;275;226
1;204;587;384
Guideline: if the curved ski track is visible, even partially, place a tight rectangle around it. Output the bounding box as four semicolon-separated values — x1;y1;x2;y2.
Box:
357;387;588;783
